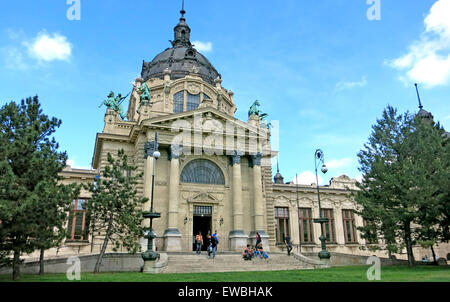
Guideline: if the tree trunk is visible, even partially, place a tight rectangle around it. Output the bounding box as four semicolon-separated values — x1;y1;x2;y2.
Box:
12;250;20;280
430;244;437;265
39;249;45;275
94;216;113;274
404;222;415;267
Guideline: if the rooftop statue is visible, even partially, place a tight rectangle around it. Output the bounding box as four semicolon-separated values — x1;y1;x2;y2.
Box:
138;82;151;103
248;100;268;119
137;82;151;112
248;100;271;130
99;91;129;120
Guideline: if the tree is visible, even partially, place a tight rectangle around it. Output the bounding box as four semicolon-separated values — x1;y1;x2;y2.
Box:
355;106;449;266
85;149;147;273
0;96;74;279
404;117;450;264
33;180;80;274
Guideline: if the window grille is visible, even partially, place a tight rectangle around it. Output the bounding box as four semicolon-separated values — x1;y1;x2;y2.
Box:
181;159;225;185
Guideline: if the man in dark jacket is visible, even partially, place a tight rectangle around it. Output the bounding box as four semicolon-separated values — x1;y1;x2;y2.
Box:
283;233;293;256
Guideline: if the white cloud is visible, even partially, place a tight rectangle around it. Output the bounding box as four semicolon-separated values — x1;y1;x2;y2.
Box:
387;0;450;87
326;157;354;169
293;171;323;186
192;40;213;53
26;31;72;62
2;30;73;70
335;76;367;91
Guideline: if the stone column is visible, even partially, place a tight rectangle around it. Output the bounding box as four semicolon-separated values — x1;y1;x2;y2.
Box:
228;151;248;251
163;144;183;251
249;153;270;251
335;207;346;246
140;141;156;251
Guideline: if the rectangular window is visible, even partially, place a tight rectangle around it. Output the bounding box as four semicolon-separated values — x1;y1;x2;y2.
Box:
275;207;290;244
193;205;212;216
67;199;89;241
342;209;358;244
299;208;314;243
321;209;336;243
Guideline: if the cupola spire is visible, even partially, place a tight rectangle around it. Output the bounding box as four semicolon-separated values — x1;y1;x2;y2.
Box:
172;0;191;47
274;156;285;184
180;0;186;22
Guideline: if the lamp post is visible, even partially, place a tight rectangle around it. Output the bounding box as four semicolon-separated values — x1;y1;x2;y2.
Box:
142;132;161;263
313;149;331;260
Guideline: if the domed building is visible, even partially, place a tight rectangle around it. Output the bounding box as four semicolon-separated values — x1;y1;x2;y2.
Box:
54;7;387;257
41;6;449;265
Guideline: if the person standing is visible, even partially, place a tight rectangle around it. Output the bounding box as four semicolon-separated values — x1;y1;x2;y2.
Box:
206;231;212;258
255;232;261;249
195;232;203;255
283;233;293;256
213;230;219;248
210;234;217;259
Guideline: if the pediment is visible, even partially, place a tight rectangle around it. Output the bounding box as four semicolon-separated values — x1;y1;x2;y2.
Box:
185;191;221;204
141;107;262;136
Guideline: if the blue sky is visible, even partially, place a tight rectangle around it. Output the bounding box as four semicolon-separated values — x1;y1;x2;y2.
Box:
1;0;449;185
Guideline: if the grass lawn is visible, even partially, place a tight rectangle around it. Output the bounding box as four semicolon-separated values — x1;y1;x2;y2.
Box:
0;265;449;282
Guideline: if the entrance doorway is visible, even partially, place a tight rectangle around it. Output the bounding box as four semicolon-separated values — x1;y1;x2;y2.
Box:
192;206;212;251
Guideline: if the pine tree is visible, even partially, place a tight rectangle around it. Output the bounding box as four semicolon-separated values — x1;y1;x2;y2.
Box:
0;96;75;279
355;106;449;266
85;149;147;273
405;117;450;264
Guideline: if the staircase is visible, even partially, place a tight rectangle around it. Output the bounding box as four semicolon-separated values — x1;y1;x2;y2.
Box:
159;252;319;274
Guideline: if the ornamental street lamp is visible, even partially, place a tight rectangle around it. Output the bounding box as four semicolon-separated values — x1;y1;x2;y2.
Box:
313;149;331;260
142;132;161;263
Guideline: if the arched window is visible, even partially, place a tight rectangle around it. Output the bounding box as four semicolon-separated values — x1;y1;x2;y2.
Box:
181;159;225;185
174;91;184;113
187;93;200;111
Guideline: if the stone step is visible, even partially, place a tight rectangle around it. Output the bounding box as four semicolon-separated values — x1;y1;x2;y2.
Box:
159;253;315;274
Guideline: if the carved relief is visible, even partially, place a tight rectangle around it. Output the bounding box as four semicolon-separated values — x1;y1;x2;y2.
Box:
187;83;200;95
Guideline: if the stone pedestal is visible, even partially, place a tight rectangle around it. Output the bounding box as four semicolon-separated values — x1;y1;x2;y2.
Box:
142;259;158;273
163;229;183;252
142;253;168;274
229;230;248;251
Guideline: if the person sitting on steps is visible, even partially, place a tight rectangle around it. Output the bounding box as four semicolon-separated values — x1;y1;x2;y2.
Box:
255;242;269;260
242;244;253;260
